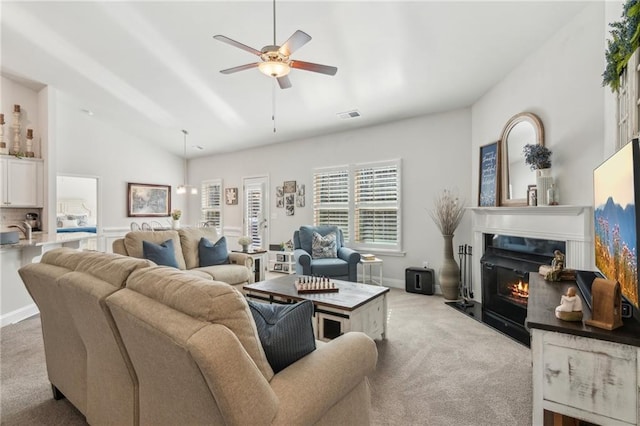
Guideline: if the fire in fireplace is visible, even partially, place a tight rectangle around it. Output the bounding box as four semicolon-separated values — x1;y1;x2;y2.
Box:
506;279;529;304
480;234;565;346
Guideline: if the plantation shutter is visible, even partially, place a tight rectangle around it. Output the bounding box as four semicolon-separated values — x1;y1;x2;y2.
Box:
313;168;350;241
245;183;263;248
201;179;222;232
354;162;400;249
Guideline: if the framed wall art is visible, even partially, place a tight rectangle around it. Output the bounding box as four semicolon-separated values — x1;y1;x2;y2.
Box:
127;183;171;217
478;141;500;207
225;187;238;205
283;180;296;193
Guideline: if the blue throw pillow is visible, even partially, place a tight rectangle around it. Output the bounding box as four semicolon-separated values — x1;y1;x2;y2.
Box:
142;239;179;268
199;236;230;266
248;300;316;373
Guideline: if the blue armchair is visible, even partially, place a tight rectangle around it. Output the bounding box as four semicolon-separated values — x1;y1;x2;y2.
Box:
293;225;361;282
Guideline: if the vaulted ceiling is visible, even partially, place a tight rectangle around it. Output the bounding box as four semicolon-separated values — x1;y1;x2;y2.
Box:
1;1;590;158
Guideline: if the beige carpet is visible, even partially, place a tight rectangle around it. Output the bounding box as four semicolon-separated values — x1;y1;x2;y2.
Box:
0;288;531;425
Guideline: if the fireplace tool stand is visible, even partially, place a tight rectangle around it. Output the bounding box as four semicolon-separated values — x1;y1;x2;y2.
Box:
457;244;474;308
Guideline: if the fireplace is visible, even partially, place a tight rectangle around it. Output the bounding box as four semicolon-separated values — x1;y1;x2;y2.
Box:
480;234;565;345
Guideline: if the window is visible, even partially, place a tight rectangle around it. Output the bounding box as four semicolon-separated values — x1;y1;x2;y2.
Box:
313;160;401;252
201;179;222;233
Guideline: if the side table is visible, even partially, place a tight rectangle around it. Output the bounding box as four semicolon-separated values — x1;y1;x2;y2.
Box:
359;258;383;286
232;250;267;282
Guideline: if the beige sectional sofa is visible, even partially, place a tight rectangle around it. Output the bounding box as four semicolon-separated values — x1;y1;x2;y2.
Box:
112;228;254;287
19;248;378;425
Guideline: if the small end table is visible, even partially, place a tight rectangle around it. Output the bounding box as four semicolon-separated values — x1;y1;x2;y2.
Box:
359;258;383;286
232;250;267;282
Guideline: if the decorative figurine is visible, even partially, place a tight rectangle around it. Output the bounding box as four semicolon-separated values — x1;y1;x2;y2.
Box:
539;250;567;281
555;286;583;321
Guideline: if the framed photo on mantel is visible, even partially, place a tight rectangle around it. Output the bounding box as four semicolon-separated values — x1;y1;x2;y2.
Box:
478;141;500;207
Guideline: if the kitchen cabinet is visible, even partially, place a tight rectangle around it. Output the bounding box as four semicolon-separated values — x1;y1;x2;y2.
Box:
0;156;44;208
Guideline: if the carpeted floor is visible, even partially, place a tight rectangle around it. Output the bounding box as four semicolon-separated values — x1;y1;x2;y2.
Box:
0;288;531;425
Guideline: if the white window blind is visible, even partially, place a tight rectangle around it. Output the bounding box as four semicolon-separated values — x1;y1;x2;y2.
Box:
354;163;400;249
313;168;350;241
313;160;401;252
201;179;222;232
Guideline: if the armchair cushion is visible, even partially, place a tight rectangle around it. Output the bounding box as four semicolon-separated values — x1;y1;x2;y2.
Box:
198;236;230;266
142;239;179;268
311;258;349;277
248;300;316;373
312;231;338;259
298;225;343;254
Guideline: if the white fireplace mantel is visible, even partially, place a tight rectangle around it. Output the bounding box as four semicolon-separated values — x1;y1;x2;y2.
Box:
469;205;594;302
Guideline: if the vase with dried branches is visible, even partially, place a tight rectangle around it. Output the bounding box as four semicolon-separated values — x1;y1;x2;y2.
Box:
429;189;466;300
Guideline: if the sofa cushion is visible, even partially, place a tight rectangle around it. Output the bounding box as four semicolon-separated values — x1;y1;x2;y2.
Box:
194;264;251;285
123;230;186;270
199;237;230;266
178;228;221;270
125;267;274;381
311;231;337;259
248;300;316;373
143;239;179;268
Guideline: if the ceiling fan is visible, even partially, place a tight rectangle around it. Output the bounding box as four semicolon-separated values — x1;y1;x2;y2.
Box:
213;1;337;89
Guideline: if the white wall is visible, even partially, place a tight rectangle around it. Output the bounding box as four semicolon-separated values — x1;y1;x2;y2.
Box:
55;92;185;230
190;108;473;287
471;3;605;208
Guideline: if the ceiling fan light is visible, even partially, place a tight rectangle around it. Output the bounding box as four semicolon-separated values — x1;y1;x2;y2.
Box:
259;61;290;78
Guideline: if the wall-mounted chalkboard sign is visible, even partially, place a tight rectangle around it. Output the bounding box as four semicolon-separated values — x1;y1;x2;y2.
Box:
478;141;500;207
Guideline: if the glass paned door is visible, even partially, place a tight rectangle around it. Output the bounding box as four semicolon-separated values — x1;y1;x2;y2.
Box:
243;176;268;250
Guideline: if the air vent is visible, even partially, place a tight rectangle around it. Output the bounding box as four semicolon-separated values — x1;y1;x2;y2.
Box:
337;109;361;120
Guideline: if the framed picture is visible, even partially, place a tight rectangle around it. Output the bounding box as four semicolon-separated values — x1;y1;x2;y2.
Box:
478;141;500;207
285;193;295;216
225;187;238;205
528;184;538;206
283;180;296;193
276;197;284;208
127;183;170;217
296;195;305;207
283;264;290;272
276;186;284;197
276;254;285;262
297;184;305;196
274;263;283;271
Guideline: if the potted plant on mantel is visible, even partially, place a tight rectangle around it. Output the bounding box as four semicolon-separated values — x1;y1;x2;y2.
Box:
428;189;466;301
523;144;555;205
602;0;640;92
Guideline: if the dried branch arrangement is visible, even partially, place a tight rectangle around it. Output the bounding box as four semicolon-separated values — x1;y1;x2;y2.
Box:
429;189;466;236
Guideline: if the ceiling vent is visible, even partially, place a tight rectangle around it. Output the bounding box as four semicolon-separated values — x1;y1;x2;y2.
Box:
337;109;361;120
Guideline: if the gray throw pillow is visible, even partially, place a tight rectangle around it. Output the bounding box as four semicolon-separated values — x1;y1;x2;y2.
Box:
248;300;316;373
142;239;179;268
199;236;230;266
311;231;337;259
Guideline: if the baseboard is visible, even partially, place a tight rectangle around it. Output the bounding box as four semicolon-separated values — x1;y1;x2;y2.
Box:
1;303;39;328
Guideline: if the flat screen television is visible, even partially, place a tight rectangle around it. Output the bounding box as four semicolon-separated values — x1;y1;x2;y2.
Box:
593;138;640;318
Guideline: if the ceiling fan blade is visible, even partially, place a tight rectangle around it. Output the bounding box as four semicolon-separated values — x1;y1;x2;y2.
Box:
279;30;312;56
290;60;338;76
277;75;292;89
213;35;262;56
220;63;260;74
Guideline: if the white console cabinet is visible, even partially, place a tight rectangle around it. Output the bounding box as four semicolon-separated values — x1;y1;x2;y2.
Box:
0;157;44;208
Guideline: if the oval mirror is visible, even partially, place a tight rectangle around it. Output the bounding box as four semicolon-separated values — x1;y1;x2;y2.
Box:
500;112;544;206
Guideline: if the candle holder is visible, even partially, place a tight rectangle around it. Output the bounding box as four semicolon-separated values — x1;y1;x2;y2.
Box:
0;113;7;155
26;128;34;157
11;105;21;155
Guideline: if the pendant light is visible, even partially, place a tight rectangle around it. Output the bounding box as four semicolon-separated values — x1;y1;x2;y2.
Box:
176;129;198;195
